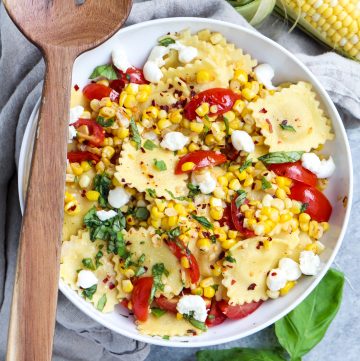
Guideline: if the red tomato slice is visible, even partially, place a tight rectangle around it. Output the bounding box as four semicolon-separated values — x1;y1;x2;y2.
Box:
218;300;263;319
268;161;317;187
219;204;233;228
230;197;255;237
67;151;100;163
83;83;119;101
131;277;153;322
165;239;200;283
206;301;227;327
72;119;105;147
175;150;227;174
155;295;179;313
184;88;240;120
290;182;332;222
120;67;148;84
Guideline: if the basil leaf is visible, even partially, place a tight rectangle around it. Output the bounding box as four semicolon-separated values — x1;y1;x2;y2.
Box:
239;158;252;172
280;120;296;132
163;335;170;340
96;116;115;127
153;159;167;171
149;263;169;302
223;116;230;136
191;214;214;229
275;269;344;361
89;64;117;80
224;255;236;263
143;139;157;150
183;315;207;332
95;250;103;268
235;189;246;208
129;118;141;150
93;173;111;208
135;266;146;277
158;37;176;46
187;183;201;199
82;258;95;270
167;227;181;240
96;294;107;311
300;202;309;213
134;207;150;221
165;189;187;201
196;348;285;361
82;284;97;300
261;177;272;190
259;152;304;164
151;307;167;318
146;188;157;198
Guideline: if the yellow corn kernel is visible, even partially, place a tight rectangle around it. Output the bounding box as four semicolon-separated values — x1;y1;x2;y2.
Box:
124;94;137;108
204;286;216;298
97;79;109;87
244;209;254;219
102;146;115;159
234;69;248;84
99;106;116;119
299;213;311;223
305;243;318;253
233;99;245;113
90;99;101;112
228;230;238;239
174;312;183;321
217;176;228;187
214;227;227;242
223;110;236;122
280;281;296;296
79;174;91;189
300;222;309;232
200;277;214;288
119;91;127;107
181;256;190;269
151;219;162;229
243;175;254;187
174;204;187;216
71;162;84;176
190;287;203;297
64;192;75;203
195;102;210;117
309;220;319;237
144;106;159;119
276;176;291;187
64;200;80;215
188;142;200;152
169;110;182;124
197;238;211;251
124;269;135;279
125;83;139;95
264;219;275;234
229;178;241;191
211;262;222;277
237;170;248;181
261;206;271;217
213;187;226;200
210;206;224;221
181;162;196;172
136;91;149;103
158;110;167;119
126;214;136;226
139;84;152;94
280;213;292;223
122;280;134;293
168;215;178;227
158;118;172;130
242;87;256;101
290;204;301;215
85;190;100;201
189;122;205;133
197;70;212;84
150;206;164;219
246;218;257;227
177;146;188;155
118;128;130;139
320;222;329;231
222;239;236;249
80;160;92;172
275;188;287;200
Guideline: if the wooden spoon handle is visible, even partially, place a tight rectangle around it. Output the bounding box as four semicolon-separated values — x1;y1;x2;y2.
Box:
7;48;75;361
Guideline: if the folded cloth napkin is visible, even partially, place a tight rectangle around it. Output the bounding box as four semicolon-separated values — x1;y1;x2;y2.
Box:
0;0;359;360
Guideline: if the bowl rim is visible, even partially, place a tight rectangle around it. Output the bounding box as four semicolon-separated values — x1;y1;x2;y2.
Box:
18;16;353;347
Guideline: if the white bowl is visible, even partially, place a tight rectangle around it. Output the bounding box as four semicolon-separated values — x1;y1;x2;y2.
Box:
18;17;353;347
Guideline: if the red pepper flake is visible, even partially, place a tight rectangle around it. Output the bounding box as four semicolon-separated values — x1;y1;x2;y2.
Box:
271;272;277;276
103;276;109;284
265;119;273;133
247;283;257;290
256;241;264;249
74;84;79;91
259;108;267;113
109;282;115;290
231;279;236;285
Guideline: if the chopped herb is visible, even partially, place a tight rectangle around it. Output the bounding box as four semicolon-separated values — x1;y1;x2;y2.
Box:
223;116;230;136
96;294;107;311
143;139;157;150
158;37;176;46
82;284;97;300
134;207;150;221
153;159;167;171
300;202;309;213
95;250;103;268
151;307;167;318
93;173;111;208
82;258;95;270
191;214;214;230
187;183;201;199
239;158;252;172
146;188;157;198
165;189;187;201
280;120;296;132
259;151;304;164
183;314;208;332
207;314;215;320
96;116;115;127
129;118;141;150
225;255;236;263
135;266;147;277
210;234;217;243
162;335;170;340
150;263;169;303
261;177;272;190
235;189;247;208
89;64;117;80
168;227;181;240
138;253;146;265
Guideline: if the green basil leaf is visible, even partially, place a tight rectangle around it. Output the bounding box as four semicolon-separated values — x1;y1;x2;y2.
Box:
135;266;146;277
223;116;230;136
134;207;150;221
184;316;207;332
279;120;296;132
153;159;167;171
239;158;252;172
187;183;201;199
196;348;285;361
300;202;309;213
95;250;103;268
96;116;115;127
191;214;214;229
82;258;95;270
93;173;111;208
235;189;247;208
151;307;167;318
259;152;304;164
162;335;170;340
165;189;188;201
96;294;107;311
149;263;169;303
275;269;344;361
158;37;176;46
82;284;97;300
224;254;236;263
143;139;157;150
129;118;141;150
167;227;181;240
261;177;272;190
146;188;157;198
89;64;117;80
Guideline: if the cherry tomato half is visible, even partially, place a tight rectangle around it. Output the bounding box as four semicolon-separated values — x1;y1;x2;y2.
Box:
268;161;317;187
184;88;240;120
230;197;255;238
206;301;227;327
131;277;153;322
218;300;263;319
111;67;148;93
155;295;179;313
67;151;100;163
290;182;332;222
83;83;119;101
175;150;227;174
72;119;105;147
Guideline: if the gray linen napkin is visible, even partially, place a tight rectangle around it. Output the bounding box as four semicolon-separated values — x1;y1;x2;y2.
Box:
0;1;359;361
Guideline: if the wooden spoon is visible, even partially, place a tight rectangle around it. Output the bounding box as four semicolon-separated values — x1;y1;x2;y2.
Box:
4;1;132;360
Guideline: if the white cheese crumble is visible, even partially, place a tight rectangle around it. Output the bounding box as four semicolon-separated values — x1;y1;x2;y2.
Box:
176;295;208;322
254;64;277;90
301;153;335;179
68;125;77;143
69;106;84;124
112;47;132;72
231;130;255;153
148;45;170;67
108;187;131;209
77;270;98;289
96;209;118;221
191;171;217;195
143;60;163;83
299;251;321;276
176;45;198;63
279;258;302;281
266;268;288;292
160;131;189;151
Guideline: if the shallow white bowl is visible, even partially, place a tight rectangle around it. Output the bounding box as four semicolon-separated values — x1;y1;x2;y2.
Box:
18;17;353;347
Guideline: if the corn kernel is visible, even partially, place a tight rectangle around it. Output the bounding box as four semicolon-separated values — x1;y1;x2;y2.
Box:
237;170;248;181
197;238;211;251
300;222;309;232
188;142;200;152
79;174;91;188
280;213;292;223
320;222;329;231
99;106;116;119
117;128;130;139
80;160;92;172
181;162;196;172
222;239;236;249
64;192;75;203
102;146;115;159
136;91;149;103
169;110;182;124
71;162;84;176
243;175;254;187
299;213;311;223
275;188;287;200
168;215;178;227
125;83;139;95
86;190;100;201
305;243;318;253
242;87;256;101
181;256;190;268
64;200;80;215
97;79;109;87
122;280;134;293
229;178;241;191
176;312;184;320
158;118;172;130
203;286;216;298
174;204;187;216
190;122;205;133
214;227;227;242
211;263;222;277
145;106;159;119
125;269;135;278
195;102;210;117
200;277;214;288
124;94;136;108
197;69;212;84
210;206;224;221
177;146;188;155
233;99;245;113
151;206;164;219
234;69;248;84
280;281;296;296
90;99;101;112
228;230;238;239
